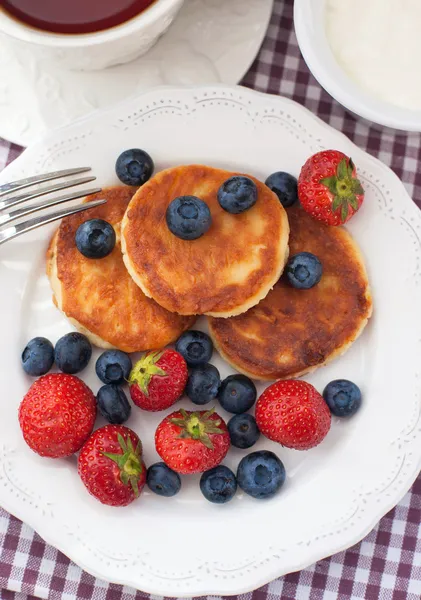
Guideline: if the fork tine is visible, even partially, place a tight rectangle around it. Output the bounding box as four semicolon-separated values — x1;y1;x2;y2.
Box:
0;187;103;227
0;167;92;198
0;199;107;246
0;176;97;212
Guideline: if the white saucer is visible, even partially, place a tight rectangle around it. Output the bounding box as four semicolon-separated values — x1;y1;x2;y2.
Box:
0;0;273;146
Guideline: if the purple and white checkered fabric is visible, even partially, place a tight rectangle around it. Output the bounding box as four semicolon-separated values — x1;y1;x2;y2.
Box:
1;1;421;598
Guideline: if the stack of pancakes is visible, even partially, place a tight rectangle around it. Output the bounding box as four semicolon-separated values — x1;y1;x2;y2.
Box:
47;164;372;379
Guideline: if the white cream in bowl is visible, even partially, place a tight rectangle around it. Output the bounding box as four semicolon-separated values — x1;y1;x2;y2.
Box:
325;0;421;111
294;0;421;131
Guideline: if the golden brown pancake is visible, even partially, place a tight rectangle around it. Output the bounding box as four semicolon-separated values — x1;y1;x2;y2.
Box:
46;187;195;353
121;165;289;317
208;204;372;380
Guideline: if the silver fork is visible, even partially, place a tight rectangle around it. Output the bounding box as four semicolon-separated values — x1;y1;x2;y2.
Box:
0;167;106;246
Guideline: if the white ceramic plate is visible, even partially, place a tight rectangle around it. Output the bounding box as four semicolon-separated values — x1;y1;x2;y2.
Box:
0;85;420;597
0;0;273;146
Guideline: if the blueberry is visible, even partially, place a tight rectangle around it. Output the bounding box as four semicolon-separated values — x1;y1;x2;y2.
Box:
21;337;54;376
237;451;286;499
75;219;116;259
95;350;132;385
97;384;131;424
186;363;221;405
218;374;257;414
166;196;212;241
147;462;181;497
286;252;322;289
54;332;92;374
217;176;257;214
115;148;154;186
175;330;213;367
228;414;260;449
200;465;237;504
265;172;298;207
323;379;362;417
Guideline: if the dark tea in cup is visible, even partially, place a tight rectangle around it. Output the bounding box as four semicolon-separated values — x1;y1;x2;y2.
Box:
1;0;157;34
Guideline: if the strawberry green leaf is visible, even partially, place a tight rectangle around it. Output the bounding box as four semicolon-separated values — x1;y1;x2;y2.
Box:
200;434;214;450
130;477;139;498
341;203;349;222
103;452;127;468
337;157;348;180
205;424;225;435
118;433;128;453
320;176;338;196
171;418;188;428
349;195;359;211
348;157;355;176
352;180;364;195
126;437;134;454
331;195;343;213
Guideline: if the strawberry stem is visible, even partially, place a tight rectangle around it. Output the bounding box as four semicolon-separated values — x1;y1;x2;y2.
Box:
102;434;143;497
186;415;205;439
320;156;364;223
128;351;166;397
170;408;224;450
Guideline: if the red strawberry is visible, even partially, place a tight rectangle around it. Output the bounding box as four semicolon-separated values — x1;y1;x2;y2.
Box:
18;373;96;458
78;425;146;506
255;380;331;451
298;150;364;226
155;408;230;474
129;349;188;412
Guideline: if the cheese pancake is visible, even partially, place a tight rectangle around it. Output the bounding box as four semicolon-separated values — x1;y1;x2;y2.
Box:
208;204;372;380
46;187;195;353
121;165;289;317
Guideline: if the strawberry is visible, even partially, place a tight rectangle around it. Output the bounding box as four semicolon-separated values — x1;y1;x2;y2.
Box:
18;373;96;458
155;408;230;474
255;380;331;451
78;425;146;506
129;349;188;412
298;150;364;226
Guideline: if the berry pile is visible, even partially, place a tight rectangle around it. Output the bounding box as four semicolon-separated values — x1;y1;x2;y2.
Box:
20;326;361;506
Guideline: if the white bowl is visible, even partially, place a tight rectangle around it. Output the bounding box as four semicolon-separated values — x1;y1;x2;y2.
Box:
294;0;421;132
0;0;184;71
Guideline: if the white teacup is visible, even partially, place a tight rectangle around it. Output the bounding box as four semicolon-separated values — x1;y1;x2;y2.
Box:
0;0;185;71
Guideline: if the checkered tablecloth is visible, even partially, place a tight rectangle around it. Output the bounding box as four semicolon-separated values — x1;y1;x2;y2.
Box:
1;1;421;598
